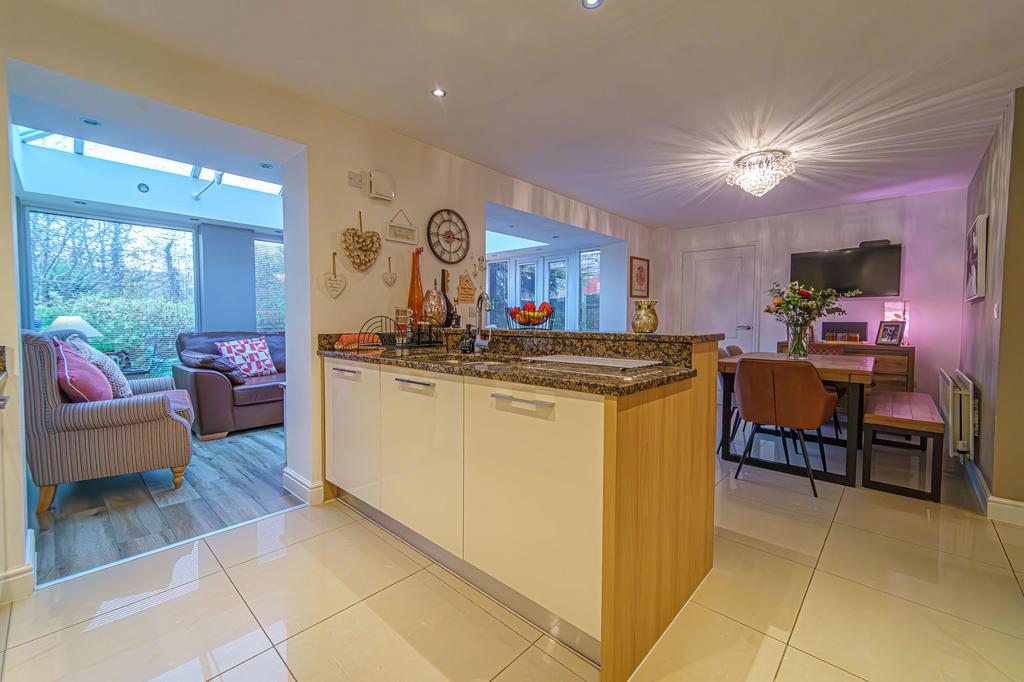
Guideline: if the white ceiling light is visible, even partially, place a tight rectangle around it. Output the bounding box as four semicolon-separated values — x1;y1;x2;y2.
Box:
725;149;795;197
582;0;603;8
432;86;447;98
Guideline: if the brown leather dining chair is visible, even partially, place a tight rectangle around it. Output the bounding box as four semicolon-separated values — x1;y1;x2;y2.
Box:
733;357;838;496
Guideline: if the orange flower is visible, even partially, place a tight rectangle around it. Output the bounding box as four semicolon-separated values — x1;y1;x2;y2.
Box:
773;297;783;305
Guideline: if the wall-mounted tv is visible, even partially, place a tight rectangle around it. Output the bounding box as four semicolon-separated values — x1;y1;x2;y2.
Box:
790;243;902;297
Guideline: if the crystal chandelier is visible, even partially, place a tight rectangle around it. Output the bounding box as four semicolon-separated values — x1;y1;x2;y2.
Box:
726;149;795;197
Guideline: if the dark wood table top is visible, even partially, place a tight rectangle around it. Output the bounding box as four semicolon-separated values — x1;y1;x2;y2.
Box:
718;352;875;385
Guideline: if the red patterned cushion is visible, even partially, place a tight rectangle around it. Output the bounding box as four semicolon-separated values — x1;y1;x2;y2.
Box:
215;336;278;377
53;339;114;402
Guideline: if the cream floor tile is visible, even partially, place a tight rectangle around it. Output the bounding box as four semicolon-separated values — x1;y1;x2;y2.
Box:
818;523;1024;637
213;649;294;681
995;522;1024;573
791;571;1024;682
8;539;220;648
426;564;544;643
630;602;785;681
1;601;10;653
692;536;813;640
494;646;584;681
834;487;1010;568
205;501;358;568
714;491;832;566
774;647;862;681
356;517;434;567
2;572;270;682
534;636;599;682
720;465;843;520
277;570;530;681
226;522;421;644
714;457;734;485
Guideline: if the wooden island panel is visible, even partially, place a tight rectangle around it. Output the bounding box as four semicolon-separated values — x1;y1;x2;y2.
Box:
600;342;718;681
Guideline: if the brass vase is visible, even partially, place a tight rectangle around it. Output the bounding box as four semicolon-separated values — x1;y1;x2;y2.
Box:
631;299;659;334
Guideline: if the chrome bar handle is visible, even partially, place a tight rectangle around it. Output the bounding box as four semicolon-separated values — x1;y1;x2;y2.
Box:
0;396;8;410
491;393;555;409
332;367;362;376
395;377;435;388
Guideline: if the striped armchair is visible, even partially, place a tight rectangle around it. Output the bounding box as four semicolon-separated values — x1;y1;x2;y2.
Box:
22;330;194;514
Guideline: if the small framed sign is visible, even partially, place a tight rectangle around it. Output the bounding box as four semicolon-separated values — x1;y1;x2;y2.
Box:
630;256;650;298
385;209;417;245
875;320;906;346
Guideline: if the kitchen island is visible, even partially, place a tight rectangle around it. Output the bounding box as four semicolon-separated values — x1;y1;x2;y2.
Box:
318;330;722;682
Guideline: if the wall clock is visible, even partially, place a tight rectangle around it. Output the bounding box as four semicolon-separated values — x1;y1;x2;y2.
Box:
427;209;470;264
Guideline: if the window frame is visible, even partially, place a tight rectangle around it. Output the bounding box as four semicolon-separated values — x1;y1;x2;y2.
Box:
17;201;204;339
485;247;598;331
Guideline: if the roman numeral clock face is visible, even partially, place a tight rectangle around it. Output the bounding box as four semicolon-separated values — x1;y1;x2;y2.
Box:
427;209;470;264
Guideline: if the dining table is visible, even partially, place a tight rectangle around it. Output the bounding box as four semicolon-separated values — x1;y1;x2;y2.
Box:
718;352;875;486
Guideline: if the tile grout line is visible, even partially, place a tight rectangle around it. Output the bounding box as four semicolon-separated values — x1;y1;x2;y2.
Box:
992;522;1024;599
201;537;286;682
214;505;360;570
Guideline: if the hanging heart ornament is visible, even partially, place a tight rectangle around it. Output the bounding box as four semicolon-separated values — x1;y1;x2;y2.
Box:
342;210;381;272
382;256;397;287
322;252;347;298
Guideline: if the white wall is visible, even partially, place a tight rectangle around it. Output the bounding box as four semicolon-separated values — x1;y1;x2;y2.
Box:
0;0;654;591
655;189;967;398
600;241;628;332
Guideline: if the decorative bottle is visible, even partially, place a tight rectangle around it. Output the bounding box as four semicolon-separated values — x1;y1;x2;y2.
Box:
408;247;424;318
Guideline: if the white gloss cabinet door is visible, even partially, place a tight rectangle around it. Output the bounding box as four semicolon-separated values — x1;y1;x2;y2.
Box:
324;359;382;508
380;366;464;557
463;377;605;639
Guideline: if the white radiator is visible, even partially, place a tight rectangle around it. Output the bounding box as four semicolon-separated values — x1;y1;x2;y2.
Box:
938;369;977;461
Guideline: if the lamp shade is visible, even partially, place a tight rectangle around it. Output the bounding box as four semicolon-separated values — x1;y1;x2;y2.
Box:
43;315;103;339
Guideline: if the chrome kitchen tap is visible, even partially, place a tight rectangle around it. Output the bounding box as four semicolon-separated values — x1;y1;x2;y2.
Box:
475;292;492;353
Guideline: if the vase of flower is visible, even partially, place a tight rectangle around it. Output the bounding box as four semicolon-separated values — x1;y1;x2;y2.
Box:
763;282;860;358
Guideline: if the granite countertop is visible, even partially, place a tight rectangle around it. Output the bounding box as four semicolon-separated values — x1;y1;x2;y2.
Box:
486;329;725;344
318;349;698;396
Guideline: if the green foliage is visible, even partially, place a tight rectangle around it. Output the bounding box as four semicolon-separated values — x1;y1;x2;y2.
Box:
763;281;861;329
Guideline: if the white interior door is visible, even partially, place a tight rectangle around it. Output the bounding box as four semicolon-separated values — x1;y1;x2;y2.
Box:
681;246;757;351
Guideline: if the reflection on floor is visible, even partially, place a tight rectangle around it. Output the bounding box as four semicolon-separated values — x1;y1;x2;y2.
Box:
3;422;1022;680
28;426;300;584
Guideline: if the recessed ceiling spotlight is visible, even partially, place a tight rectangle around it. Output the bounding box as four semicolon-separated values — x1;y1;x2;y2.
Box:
80;117;102;126
258;162;274;169
432;86;447;98
73;200;87;205
551;235;560;239
137;183;150;193
189;217;201;222
582;0;603;8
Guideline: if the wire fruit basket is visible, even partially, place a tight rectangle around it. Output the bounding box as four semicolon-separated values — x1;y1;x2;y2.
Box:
507;303;555;330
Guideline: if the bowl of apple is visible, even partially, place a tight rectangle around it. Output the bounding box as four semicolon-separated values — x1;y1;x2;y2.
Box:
507;302;554;328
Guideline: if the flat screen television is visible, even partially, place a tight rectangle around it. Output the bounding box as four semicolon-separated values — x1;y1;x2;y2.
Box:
790;243;902;297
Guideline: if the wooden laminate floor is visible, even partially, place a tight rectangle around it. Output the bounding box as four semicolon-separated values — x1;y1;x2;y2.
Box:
28;426;301;584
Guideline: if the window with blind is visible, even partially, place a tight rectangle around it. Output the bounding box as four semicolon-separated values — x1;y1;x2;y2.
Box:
25;210;196;376
255;239;285;332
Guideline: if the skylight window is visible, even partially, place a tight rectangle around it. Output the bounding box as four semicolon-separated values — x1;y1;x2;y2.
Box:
486;231;549;254
220;173;283;195
82;141;194;176
25;132;74;153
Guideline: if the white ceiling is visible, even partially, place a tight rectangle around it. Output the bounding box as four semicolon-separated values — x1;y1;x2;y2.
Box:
41;0;1024;228
486;203;622;257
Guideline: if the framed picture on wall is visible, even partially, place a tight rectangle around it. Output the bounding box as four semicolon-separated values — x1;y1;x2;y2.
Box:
965;213;988;301
630;256;650;298
875;320;906;346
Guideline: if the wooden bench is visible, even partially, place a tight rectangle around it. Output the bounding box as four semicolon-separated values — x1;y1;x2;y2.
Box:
862;391;945;502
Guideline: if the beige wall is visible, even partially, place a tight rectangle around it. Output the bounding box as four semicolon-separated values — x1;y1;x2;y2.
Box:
653;189;967;400
987;89;1019;499
960;95;1014;497
0;0;653;587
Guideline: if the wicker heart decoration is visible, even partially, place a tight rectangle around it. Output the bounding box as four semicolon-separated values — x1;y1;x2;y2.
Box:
341;211;381;272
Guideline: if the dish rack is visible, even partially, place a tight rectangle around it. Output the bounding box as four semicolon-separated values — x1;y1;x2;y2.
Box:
355;314;445;351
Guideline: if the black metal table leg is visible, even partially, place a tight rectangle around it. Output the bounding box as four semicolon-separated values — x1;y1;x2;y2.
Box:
844;381;863;487
720;371;735;456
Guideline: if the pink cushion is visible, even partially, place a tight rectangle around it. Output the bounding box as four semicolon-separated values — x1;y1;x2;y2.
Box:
215;336;278;377
53;339;114;403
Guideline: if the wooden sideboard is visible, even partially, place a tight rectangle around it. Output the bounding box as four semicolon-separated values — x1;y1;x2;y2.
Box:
775;341;915;393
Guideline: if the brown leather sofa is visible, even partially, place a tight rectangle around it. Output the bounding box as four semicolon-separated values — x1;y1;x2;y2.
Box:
172;332;285;440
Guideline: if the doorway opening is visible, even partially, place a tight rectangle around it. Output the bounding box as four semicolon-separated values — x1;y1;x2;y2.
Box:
484;203;628;332
8;63;307;584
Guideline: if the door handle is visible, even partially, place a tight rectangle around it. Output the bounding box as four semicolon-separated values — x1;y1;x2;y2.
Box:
0;396;8;410
736;325;752;330
395;377;435;388
332;367;361;376
491;393;555;409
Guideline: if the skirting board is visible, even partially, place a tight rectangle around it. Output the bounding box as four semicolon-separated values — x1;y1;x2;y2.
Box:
964;460;1024;526
1;530;36;604
282;466;325;505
